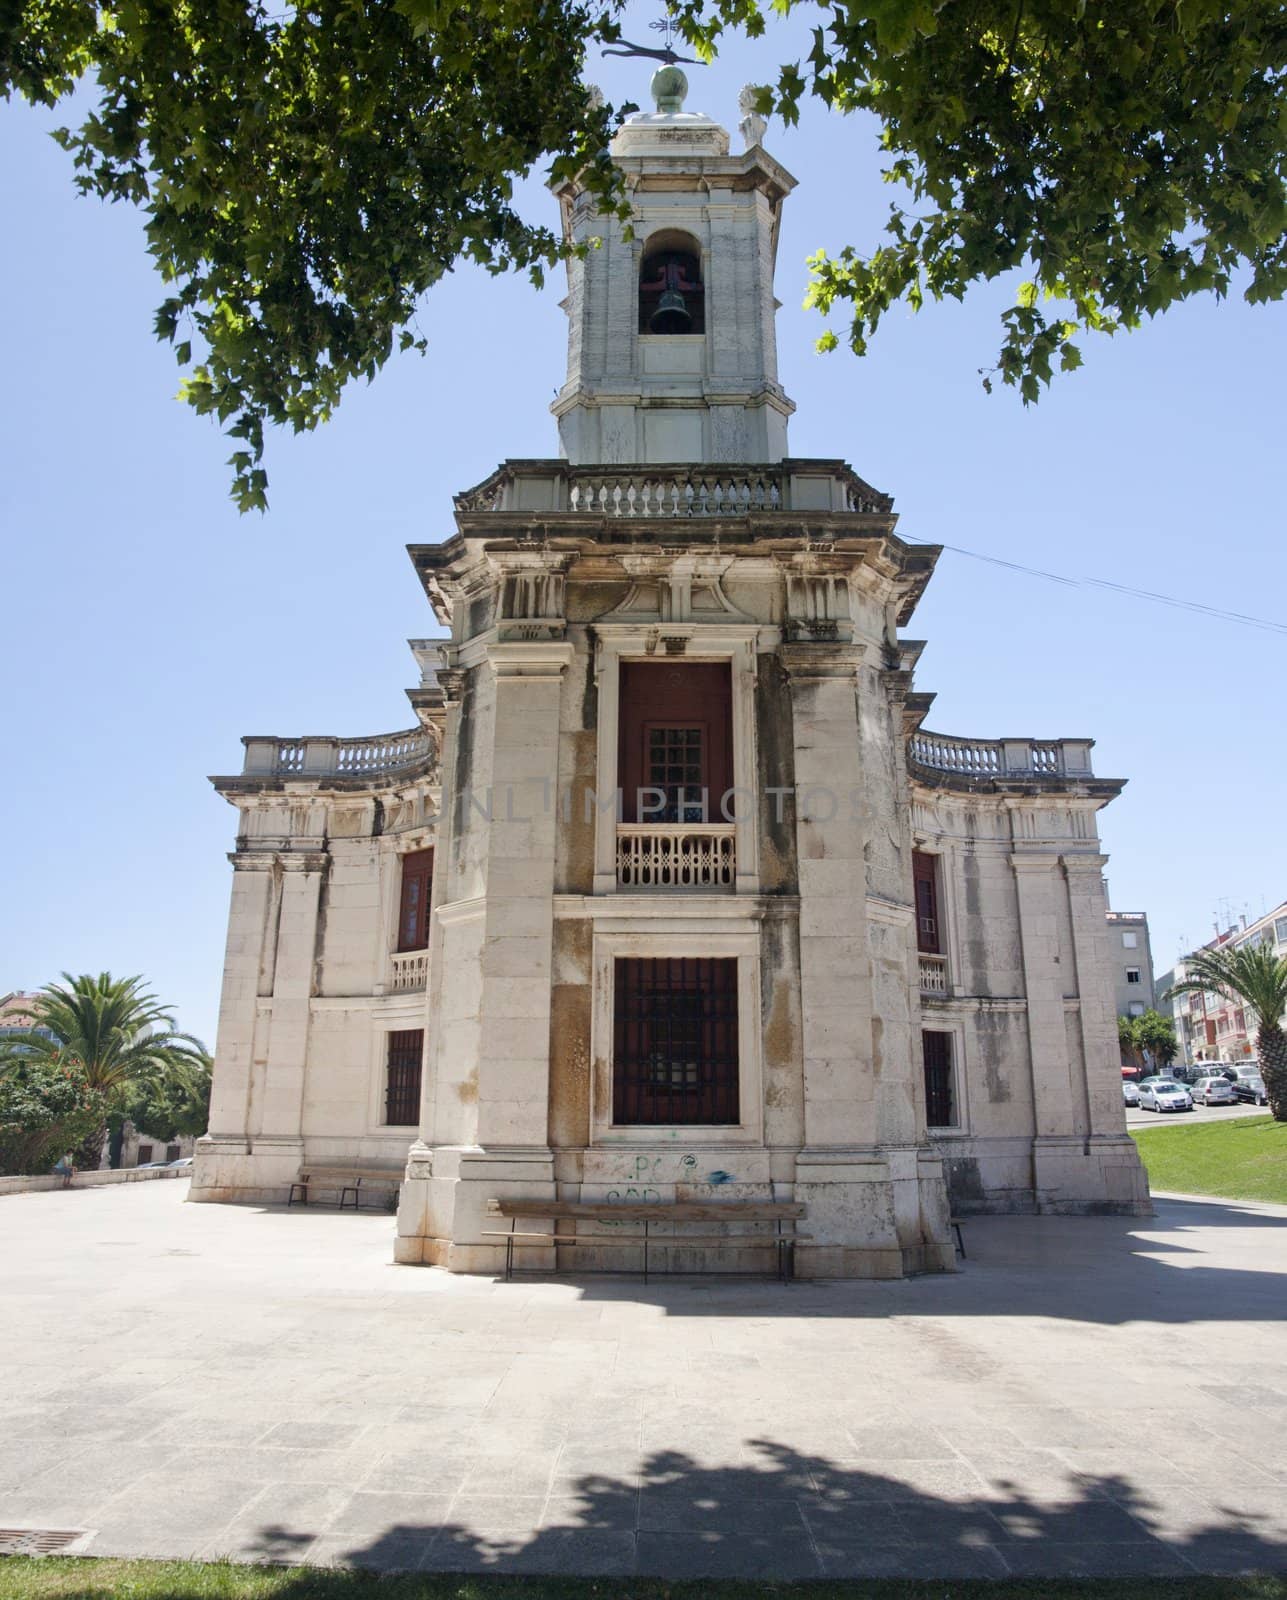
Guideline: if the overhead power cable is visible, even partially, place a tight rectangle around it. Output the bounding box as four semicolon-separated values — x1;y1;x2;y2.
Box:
938;544;1287;636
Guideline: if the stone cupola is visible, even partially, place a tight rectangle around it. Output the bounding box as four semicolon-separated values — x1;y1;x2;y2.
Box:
550;68;797;466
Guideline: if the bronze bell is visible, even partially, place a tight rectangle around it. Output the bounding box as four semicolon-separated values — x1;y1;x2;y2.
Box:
649;289;692;335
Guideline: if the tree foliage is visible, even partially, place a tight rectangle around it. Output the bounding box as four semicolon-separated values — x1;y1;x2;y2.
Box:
0;1057;106;1175
116;1057;213;1145
676;0;1287;399
0;972;211;1168
1;0;626;511
1165;944;1287;1121
4;1;1284;507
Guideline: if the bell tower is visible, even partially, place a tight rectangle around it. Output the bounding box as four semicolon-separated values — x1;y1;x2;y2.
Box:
551;68;796;465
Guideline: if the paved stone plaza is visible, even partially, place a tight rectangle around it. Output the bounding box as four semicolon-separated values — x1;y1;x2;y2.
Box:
1;1180;1284;1579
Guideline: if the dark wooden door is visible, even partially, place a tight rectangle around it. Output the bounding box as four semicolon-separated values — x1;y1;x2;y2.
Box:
618;662;732;822
397;849;435;951
912;851;941;954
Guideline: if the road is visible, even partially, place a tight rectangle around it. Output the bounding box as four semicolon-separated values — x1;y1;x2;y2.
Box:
1125;1099;1266;1129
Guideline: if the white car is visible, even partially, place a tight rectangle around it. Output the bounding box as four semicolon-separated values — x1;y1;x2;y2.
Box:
1137;1077;1193;1113
1122;1080;1140;1107
1192;1075;1238;1106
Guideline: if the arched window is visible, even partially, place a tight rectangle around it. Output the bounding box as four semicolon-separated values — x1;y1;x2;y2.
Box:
638;233;704;336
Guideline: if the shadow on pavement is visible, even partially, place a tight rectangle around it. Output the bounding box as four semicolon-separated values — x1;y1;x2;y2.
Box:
206;1443;1287;1582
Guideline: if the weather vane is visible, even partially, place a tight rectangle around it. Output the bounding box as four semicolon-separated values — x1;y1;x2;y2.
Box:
601;6;697;64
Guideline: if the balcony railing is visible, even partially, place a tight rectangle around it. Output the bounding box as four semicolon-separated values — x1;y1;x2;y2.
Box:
919;953;948;995
569;470;784;517
909;730;1094;782
453;459;893;518
389;950;429;993
616;824;736;890
240;728;438;781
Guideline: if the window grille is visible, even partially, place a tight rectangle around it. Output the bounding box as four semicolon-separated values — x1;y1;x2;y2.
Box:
922;1030;955;1128
613;957;739;1125
385;1029;424;1126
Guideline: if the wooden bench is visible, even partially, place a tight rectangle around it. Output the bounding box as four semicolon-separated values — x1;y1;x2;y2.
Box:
484;1198;809;1284
288;1166;402;1211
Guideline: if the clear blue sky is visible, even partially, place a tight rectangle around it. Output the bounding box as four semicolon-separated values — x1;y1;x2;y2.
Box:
2;10;1284;1045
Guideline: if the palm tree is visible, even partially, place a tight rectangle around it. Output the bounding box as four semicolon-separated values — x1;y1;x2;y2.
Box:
1164;944;1287;1122
0;973;210;1168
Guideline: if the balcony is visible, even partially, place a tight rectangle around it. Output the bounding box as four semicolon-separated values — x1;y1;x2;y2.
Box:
919;953;948;996
616;825;736;891
453;459;893;518
239;728;438;781
389;950;429;993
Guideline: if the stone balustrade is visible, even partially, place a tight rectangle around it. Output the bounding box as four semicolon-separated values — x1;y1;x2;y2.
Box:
389;949;429;993
453;459;893;518
909;730;1094;782
616;824;736;890
241;728;437;780
569;470;784;517
918;953;948;996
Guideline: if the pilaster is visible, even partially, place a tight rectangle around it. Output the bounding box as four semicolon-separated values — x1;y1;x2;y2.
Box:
781;642;873;1147
1011;853;1076;1139
1064;854;1131;1136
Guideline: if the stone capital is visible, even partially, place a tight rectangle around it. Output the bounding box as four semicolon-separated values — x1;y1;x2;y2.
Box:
1009;852;1060;874
779;641;865;683
1060;853;1110;875
486;640;576;680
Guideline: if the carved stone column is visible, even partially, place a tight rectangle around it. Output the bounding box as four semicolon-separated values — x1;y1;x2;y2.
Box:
782;642;954;1277
398;641;572;1269
190;857;274;1203
255;853;327;1170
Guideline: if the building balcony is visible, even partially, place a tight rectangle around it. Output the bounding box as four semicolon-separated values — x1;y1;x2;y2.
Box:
919;952;948;996
238;728;438;782
389;950;429;993
453;458;893;519
616;824;736;891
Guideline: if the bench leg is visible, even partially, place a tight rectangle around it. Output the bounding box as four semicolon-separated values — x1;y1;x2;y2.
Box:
506;1222;514;1283
953;1221;966;1258
288;1182;308;1207
642;1219;649;1286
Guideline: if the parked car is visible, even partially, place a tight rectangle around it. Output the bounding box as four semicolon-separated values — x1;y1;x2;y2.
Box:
1228;1067;1270;1106
166;1157;193;1169
1192;1075;1239;1106
1137;1077;1193;1113
1122;1080;1141;1107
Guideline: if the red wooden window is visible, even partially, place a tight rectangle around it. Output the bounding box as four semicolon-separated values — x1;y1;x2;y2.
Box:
922;1030;955;1128
618;662;732;822
397;849;434;952
912;850;941;954
385;1029;424;1126
613;957;739;1125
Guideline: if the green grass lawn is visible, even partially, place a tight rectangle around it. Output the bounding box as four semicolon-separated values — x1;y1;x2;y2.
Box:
1131;1114;1287;1204
0;1563;1285;1600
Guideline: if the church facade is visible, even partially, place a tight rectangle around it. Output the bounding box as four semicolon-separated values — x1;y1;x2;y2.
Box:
191;77;1150;1276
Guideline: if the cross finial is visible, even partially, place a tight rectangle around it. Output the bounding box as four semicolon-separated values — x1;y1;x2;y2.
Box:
649;11;679;54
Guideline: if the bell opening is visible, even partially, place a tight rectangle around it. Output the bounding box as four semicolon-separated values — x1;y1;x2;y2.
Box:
639;242;705;336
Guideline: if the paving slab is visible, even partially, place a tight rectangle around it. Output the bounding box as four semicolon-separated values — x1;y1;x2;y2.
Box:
0;1179;1284;1578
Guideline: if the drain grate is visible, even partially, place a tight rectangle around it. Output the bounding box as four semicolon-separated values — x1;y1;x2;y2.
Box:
0;1527;90;1556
